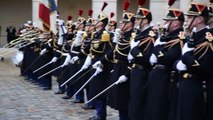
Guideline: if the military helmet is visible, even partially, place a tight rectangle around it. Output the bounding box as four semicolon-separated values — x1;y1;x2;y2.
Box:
66;15;73;27
108;12;117;27
185;2;209;17
135;0;152;22
97;2;109;25
163;8;185;22
120;0;135;23
77;10;86;25
86;9;96;26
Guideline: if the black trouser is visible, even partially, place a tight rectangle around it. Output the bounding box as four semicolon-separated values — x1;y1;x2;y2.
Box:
146;68;170;120
119;110;129;120
177;76;204;120
206;79;213;120
129;68;148;120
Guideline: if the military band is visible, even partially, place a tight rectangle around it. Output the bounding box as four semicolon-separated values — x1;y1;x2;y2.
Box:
3;0;213;120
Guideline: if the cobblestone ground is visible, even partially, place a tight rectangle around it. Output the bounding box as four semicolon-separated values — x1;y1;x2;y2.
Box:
0;52;118;120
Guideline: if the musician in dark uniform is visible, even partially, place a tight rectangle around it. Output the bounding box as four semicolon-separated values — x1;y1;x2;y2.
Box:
206;4;213;120
37;33;55;90
106;12;117;33
60;10;87;100
22;24;38;81
94;1;135;120
77;2;113;120
147;8;185;120
54;16;76;94
71;9;97;108
127;2;155;119
26;26;43;84
175;2;213;120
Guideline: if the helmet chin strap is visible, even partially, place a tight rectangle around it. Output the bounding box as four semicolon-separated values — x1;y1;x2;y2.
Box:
95;21;105;31
121;22;127;32
139;19;144;30
187;16;195;32
167;21;172;32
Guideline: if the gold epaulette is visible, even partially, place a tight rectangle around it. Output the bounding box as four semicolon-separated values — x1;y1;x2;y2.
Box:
205;32;213;42
148;30;156;37
101;31;110;42
178;31;186;40
82;32;87;41
91;32;96;39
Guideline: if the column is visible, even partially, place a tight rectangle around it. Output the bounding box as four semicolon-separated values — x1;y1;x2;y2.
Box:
149;0;168;25
32;0;43;30
92;0;117;21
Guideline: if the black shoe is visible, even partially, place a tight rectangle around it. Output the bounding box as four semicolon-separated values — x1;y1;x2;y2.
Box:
87;116;106;120
42;87;52;90
62;95;71;99
72;99;84;103
1;57;4;61
55;90;65;94
82;104;95;110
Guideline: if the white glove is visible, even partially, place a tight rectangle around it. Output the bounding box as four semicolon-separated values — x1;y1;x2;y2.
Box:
58;20;64;26
182;43;194;55
20;29;27;34
127;53;134;62
61;53;69;56
50;57;58;63
176;60;187;71
70;56;79;64
61;55;71;67
113;28;121;43
94;67;103;76
92;61;102;69
130;39;140;49
154;37;166;46
58;37;63;46
81;56;92;70
40;48;47;55
74;31;84;46
149;53;158;65
115;75;128;84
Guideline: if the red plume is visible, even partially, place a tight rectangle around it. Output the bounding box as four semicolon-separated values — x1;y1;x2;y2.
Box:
67;16;72;20
168;0;176;7
123;0;130;11
79;10;84;16
101;2;108;11
138;0;146;7
110;12;115;18
88;9;93;17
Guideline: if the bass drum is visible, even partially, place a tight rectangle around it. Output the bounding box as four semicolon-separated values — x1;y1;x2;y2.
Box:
12;51;24;67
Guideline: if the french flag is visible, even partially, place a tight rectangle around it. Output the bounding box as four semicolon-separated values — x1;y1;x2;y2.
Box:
39;0;57;31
